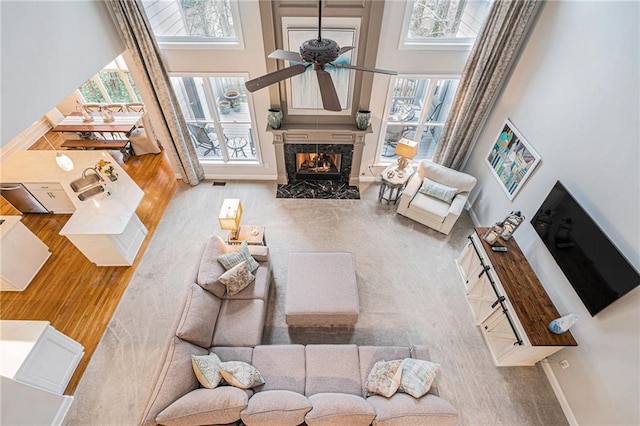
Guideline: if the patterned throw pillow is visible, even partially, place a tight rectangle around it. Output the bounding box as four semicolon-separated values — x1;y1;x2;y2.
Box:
398;358;440;398
218;261;255;295
365;359;403;397
192;353;224;389
218;361;265;389
418;178;458;204
217;241;260;273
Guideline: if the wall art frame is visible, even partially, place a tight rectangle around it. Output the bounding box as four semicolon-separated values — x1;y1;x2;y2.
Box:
486;119;541;200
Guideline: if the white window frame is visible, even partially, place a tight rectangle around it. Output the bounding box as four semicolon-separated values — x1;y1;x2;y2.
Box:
149;0;244;49
77;56;141;104
377;74;459;163
170;72;262;165
398;0;486;50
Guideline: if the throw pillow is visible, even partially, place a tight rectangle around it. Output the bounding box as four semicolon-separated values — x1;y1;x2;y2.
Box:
219;361;265;389
217;241;260;273
398;358;440;398
192;353;224;389
418;178;458;204
218;260;255;295
365;359;403;397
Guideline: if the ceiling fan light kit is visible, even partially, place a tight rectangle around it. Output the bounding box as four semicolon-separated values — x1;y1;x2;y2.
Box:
245;0;397;112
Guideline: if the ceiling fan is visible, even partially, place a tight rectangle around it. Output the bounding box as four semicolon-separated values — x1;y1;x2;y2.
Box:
244;0;397;112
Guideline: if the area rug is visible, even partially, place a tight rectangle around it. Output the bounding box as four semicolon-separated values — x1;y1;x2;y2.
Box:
64;180;568;426
276;180;360;199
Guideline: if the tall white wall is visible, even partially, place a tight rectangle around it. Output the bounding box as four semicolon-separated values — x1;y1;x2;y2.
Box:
0;1;124;146
464;2;639;424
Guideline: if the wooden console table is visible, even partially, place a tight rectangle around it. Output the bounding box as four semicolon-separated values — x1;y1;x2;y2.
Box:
455;228;577;366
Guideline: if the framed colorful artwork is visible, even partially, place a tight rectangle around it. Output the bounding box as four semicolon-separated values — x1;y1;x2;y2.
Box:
486;119;541;200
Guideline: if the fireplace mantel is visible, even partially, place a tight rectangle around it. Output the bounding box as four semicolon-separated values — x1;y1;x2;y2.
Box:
268;124;372;185
267;124;371;144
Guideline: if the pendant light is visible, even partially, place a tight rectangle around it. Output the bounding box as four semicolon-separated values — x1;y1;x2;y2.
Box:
43;135;74;172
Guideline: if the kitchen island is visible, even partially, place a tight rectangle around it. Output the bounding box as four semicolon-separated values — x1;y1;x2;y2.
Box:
0;151;147;266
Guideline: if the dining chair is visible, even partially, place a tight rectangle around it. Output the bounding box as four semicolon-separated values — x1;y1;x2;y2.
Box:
105;104;125;112
82;103;103;113
125;103;145;113
186;123;220;156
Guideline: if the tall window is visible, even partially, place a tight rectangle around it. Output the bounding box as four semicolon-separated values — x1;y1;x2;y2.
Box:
142;0;241;44
78;56;141;104
170;75;258;162
401;0;491;46
379;77;458;163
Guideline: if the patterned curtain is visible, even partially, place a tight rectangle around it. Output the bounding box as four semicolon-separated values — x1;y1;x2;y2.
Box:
107;0;204;185
432;0;542;170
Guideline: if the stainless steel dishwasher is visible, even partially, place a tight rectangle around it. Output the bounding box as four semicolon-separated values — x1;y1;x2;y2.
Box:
0;183;49;213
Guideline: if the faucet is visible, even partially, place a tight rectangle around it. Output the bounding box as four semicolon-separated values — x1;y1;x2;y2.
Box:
82;167;103;182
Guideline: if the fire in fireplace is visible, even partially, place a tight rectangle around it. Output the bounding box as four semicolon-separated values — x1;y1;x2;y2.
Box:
296;153;342;175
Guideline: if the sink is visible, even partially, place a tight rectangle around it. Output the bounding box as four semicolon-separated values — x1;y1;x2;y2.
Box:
70;174;101;192
77;185;105;201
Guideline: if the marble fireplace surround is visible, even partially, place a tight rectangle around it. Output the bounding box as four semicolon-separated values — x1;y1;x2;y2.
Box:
269;124;371;186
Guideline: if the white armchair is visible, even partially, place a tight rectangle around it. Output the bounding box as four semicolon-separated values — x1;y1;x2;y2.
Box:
396;160;477;235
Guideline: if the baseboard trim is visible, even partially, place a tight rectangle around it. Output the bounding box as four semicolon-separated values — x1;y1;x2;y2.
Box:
541;362;578;425
468;206;481;226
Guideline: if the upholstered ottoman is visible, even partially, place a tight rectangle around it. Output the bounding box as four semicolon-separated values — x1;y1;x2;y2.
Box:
285;252;359;326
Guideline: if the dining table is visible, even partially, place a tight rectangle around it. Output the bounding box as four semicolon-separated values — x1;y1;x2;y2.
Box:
52;111;144;134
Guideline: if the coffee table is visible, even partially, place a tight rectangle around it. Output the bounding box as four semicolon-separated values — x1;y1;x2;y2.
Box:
285;252;359;326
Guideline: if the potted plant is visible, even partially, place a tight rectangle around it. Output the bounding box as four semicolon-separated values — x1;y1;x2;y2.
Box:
219;100;231;115
224;91;241;112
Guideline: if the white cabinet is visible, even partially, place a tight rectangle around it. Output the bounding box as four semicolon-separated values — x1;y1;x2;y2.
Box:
64;213;148;266
0;320;84;394
456;229;578;366
23;182;76;214
0;216;51;291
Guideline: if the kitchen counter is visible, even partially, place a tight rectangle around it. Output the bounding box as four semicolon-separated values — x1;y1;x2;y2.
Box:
0;151;143;235
0;215;51;290
1;151;147;266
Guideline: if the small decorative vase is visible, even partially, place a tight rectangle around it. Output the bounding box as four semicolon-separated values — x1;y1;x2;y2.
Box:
356;110;371;130
219;100;231;115
267;108;283;129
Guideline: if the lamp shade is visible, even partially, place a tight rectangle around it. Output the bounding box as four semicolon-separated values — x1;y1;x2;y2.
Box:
218;198;243;231
394;137;418;159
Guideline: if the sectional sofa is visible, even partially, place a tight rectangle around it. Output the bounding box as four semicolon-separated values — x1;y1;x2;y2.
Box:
140;236;459;425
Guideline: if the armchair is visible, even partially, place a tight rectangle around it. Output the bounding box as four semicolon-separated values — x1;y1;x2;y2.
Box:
396;160;477;235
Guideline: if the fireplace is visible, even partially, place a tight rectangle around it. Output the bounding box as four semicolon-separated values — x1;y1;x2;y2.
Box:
296;152;342;180
284;143;354;184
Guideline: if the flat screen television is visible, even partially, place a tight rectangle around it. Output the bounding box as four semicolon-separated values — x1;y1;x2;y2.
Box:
531;181;640;316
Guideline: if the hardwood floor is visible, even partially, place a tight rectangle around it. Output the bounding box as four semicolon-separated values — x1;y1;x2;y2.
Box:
0;132;178;394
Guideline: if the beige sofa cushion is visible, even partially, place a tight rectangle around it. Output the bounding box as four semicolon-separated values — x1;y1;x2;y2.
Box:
155;387;248;426
251;344;306;393
241;390;312;426
368;393;458;426
409;194;451;223
212;299;266;347
306;393;376;426
197;236;229;298
419;160;477;194
175;283;221;348
305;344;362;396
140;337;207;426
210;346;254;364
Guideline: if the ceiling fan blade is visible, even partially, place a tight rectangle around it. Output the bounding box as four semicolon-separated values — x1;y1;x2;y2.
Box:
268;49;304;63
316;69;341;112
339;46;354;55
245;64;308;93
330;62;398;76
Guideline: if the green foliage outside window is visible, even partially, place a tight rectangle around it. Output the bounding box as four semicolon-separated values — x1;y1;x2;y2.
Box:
99;72;132;103
79;80;106;103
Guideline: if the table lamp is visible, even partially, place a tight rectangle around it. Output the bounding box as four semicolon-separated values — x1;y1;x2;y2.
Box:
219;198;243;239
394;137;418;177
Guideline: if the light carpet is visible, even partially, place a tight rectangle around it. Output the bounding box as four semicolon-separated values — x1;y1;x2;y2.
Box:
63;180;568;425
